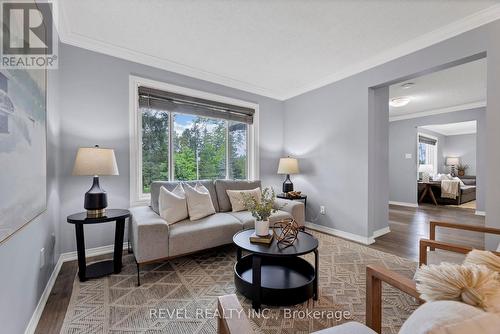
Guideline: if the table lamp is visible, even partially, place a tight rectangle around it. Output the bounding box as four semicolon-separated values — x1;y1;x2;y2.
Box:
418;164;434;182
445;157;460;176
72;145;119;217
277;157;299;193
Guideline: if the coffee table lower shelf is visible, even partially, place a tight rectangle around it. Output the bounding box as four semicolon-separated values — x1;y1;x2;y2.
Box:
234;254;315;308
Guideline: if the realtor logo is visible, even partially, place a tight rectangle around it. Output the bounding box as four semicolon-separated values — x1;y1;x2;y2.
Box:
1;0;58;69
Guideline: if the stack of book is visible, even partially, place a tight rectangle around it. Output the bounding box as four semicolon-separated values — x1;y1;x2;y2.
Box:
249;232;273;245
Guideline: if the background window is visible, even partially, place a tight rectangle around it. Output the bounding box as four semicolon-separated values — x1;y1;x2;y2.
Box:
139;108;249;188
133;82;256;203
418;134;438;175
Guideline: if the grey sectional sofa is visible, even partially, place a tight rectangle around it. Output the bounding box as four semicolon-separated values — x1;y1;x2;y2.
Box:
129;180;305;283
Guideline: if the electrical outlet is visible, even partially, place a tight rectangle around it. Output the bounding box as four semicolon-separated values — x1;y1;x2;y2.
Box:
405;153;412;159
320;206;326;215
40;248;45;269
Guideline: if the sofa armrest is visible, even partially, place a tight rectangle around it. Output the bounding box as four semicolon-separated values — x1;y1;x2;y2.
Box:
129;206;170;263
274;198;305;226
217;294;254;334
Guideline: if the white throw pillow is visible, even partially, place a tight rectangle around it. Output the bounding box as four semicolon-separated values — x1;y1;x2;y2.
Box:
226;187;261;212
184;182;216;220
158;185;188;225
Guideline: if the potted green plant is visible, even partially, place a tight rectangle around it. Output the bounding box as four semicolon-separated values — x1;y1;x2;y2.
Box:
456;163;469;177
242;187;280;236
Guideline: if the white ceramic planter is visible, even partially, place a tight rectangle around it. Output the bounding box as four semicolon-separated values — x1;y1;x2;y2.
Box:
255;219;270;236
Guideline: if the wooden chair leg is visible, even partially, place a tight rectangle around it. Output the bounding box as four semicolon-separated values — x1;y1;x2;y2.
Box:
136;262;141;286
429;222;436;251
419;240;428;267
366;267;382;333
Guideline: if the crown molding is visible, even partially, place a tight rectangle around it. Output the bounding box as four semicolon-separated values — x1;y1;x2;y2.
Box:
389;100;486;122
56;1;500;101
55;1;285;100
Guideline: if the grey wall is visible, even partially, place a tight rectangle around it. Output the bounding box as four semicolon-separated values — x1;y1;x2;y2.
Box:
443;133;477;175
284;21;500;239
0;69;60;333
58;44;285;253
368;87;390;233
389;108;485;210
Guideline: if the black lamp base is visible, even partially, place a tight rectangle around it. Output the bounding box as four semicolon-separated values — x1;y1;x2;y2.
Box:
84;176;108;217
282;174;294;193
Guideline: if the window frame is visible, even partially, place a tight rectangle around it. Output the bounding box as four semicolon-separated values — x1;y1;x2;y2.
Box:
416;132;439;178
129;75;259;206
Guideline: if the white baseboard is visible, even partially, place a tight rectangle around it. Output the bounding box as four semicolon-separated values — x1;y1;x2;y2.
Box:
305;223;391;245
24;242;129;334
372;226;391;238
475;211;486;216
389;201;418;208
305;222;374;245
24;256;65;334
59;242;129;262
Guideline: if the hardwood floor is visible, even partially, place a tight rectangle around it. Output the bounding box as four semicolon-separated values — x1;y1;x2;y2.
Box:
369;204;485;260
35;204;485;333
34;254;109;334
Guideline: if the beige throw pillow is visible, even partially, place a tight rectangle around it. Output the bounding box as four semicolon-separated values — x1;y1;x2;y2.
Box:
184;182;216;220
226;187;261;212
158;185;188;225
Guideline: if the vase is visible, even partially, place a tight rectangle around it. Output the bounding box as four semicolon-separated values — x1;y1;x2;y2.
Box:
458;170;465;177
255;219;270;236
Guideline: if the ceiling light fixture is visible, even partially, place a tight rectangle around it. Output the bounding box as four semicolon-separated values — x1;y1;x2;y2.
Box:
389;96;411;107
401;82;415;89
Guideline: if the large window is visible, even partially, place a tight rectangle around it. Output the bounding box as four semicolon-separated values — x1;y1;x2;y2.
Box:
131;78;257;203
418;134;438;175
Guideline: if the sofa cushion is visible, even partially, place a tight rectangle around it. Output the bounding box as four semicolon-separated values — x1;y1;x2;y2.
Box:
460;185;476;195
460;177;476;186
228;210;293;229
399;300;484;334
215;180;261;212
168;213;242;257
151;180;219;214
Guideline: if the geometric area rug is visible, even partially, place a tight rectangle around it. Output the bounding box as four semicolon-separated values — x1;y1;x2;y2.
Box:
60;231;418;334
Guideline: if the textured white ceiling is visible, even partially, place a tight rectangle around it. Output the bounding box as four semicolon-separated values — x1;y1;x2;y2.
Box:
58;0;500;100
420;121;477;136
389;58;486;118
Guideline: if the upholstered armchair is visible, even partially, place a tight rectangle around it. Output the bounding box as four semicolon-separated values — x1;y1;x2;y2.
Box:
218;264;499;334
217;220;500;334
419;221;500;267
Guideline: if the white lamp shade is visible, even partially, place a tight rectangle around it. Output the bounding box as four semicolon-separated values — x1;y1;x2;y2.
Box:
446;157;460;166
72;146;119;176
277;157;299;174
418;164;434;174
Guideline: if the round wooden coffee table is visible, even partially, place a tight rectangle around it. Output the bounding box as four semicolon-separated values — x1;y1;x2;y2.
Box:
233;228;319;309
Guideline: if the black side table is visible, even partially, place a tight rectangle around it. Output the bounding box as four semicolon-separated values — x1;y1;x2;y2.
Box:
67;209;130;282
277;193;307;210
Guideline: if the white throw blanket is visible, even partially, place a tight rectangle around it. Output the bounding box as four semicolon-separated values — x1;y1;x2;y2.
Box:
441;179;460;199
